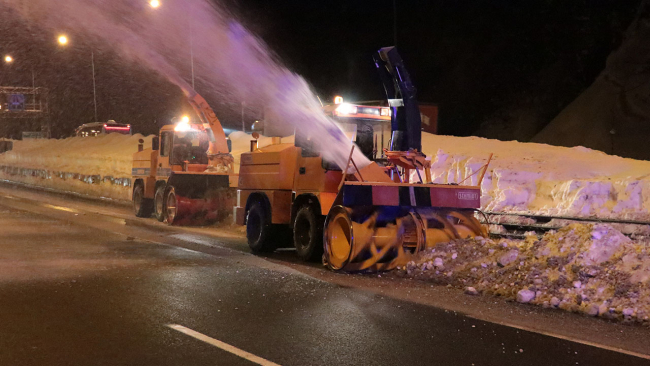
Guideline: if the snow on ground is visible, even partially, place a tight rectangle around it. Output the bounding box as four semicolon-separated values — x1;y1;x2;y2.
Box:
2;131;650;221
420;133;650;220
0;134;150;201
0;132;292;201
399;223;650;324
0;134;151;178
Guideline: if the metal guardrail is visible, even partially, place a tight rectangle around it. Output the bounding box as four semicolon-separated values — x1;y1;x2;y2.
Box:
0;165;131;187
480;210;650;239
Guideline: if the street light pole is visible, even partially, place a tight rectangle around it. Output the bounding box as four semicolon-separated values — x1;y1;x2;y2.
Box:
241;101;245;132
91;50;98;121
0;55;13;85
59;35;98;121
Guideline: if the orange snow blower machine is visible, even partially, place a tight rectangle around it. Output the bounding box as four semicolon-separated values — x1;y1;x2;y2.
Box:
235;47;489;271
131;86;236;225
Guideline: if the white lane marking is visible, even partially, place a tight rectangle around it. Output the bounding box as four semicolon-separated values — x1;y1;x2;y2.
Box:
42;203;78;213
466;315;650;361
167;324;282;366
169;233;216;246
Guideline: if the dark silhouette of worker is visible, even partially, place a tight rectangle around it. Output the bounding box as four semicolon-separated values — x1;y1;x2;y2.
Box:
190;137;209;164
172;136;192;165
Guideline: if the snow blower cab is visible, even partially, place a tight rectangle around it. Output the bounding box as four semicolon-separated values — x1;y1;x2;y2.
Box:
321;98;392;163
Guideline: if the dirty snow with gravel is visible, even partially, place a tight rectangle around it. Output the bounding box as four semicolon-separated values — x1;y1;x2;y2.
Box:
399;223;650;324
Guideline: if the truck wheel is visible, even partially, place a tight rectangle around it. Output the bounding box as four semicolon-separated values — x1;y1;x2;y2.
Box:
293;205;324;261
164;186;178;225
154;184;166;222
133;184;153;218
246;201;276;253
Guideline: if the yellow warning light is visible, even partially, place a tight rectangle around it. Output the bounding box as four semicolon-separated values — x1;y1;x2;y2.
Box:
334;96;343;105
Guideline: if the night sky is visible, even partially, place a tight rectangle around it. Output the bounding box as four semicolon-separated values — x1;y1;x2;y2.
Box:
0;0;641;138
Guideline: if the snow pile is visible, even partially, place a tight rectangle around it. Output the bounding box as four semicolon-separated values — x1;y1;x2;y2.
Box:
0;134;150;200
2;131;650;221
0;132;291;200
400;224;650;324
420;133;650;220
0;134;150;178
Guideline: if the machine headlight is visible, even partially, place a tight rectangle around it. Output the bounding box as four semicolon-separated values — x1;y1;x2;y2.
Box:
174;121;192;132
380;107;390;116
336;103;358;115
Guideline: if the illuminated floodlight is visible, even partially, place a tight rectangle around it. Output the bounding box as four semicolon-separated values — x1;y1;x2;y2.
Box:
4;55;13;63
149;0;161;8
57;35;68;46
334;96;343;104
336;103;357;115
175;116;192;132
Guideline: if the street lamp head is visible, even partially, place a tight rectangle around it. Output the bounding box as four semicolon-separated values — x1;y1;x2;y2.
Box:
58;35;68;46
4;55;12;63
149;0;160;8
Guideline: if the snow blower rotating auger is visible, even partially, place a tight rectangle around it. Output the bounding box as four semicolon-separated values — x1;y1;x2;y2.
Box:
323;147;491;272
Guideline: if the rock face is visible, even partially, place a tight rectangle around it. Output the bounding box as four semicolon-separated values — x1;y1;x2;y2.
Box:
533;1;650;160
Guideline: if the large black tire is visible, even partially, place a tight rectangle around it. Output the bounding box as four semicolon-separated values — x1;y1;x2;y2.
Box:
133;184;153;218
154;184;166;222
163;186;178;225
246;201;277;253
293;205;324;261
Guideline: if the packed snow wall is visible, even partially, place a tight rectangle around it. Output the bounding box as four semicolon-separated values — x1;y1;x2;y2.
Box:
0;134;151;201
421;133;650;220
0;132;293;202
1;132;650;221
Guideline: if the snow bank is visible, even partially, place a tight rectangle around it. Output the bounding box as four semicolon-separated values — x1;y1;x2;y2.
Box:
0;134;150;201
2;131;650;221
400;224;650;324
0;132;292;201
421;133;650;220
0;134;151;178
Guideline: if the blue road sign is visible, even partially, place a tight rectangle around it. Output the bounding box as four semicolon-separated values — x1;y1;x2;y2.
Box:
8;94;25;111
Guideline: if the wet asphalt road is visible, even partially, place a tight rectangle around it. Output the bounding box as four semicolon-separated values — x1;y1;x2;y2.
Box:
0;187;648;365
